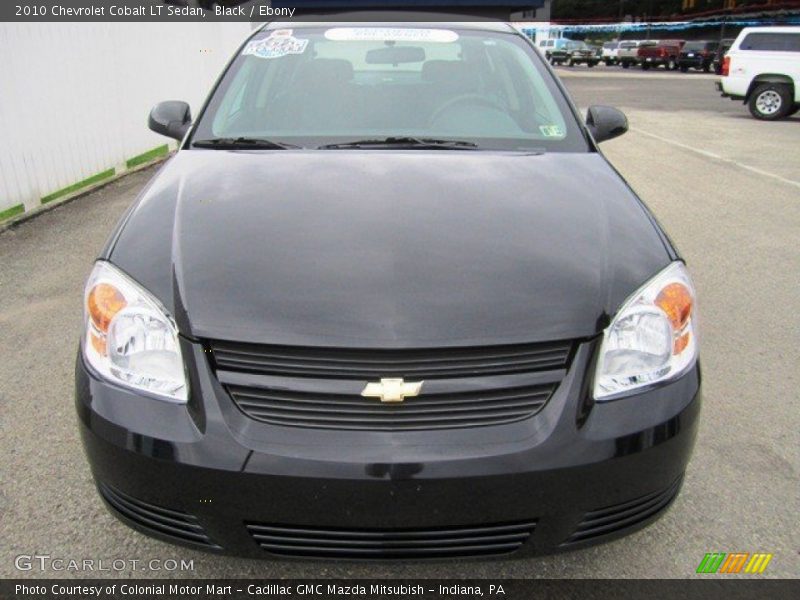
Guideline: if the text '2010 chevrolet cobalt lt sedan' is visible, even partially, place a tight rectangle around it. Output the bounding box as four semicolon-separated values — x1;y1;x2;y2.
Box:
76;21;701;559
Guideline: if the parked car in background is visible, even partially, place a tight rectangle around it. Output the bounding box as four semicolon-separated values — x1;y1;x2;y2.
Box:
713;38;735;74
538;37;571;63
563;41;600;67
717;26;800;120
602;41;620;65
639;40;685;70
678;40;718;72
547;40;570;65
618;40;645;68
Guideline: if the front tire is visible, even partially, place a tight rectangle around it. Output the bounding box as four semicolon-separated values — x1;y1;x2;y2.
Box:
680;65;689;73
748;84;793;120
622;61;630;69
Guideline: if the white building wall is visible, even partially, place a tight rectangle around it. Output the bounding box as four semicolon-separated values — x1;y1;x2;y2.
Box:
0;22;253;217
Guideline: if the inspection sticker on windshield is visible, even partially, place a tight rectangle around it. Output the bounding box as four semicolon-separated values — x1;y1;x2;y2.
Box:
325;28;458;43
540;125;565;138
243;30;308;59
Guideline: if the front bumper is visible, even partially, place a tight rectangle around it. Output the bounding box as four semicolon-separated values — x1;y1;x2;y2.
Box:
76;339;701;559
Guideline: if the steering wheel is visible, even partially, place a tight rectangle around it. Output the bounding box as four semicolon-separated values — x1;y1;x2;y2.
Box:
429;94;506;126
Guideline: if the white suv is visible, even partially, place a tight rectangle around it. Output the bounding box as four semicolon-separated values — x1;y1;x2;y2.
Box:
718;26;800;120
602;41;620;66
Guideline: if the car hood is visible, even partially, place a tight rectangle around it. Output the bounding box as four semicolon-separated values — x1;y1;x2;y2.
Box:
108;150;672;347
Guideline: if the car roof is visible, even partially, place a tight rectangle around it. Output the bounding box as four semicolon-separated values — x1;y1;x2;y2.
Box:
738;26;800;34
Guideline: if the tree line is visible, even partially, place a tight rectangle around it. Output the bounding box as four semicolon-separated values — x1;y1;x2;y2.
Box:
551;0;774;20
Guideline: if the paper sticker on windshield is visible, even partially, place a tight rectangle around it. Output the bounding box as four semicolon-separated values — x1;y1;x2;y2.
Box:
540;125;565;138
325;28;458;43
243;30;308;60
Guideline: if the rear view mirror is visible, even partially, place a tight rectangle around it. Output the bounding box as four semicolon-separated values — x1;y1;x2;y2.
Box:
366;46;426;65
586;105;628;143
148;101;192;141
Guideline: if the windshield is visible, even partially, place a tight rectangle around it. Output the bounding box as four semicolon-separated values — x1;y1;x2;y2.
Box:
192;25;587;152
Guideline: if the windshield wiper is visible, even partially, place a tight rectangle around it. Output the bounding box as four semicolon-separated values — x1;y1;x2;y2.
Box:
318;137;480;150
193;137;301;150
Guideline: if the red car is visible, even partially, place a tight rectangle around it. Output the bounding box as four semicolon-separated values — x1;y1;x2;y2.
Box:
638;40;685;70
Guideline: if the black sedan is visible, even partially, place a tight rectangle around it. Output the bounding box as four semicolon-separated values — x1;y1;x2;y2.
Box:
677;40;719;73
76;21;701;559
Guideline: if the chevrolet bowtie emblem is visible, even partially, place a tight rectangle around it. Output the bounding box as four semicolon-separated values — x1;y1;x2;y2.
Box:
361;378;424;403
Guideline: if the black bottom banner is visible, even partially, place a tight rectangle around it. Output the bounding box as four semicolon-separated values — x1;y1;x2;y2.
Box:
2;579;798;600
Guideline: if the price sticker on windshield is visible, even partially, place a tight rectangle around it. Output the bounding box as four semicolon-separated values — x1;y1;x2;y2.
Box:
540;125;565;138
243;30;309;60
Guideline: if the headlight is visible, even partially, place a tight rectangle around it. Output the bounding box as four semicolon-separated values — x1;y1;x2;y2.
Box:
594;261;698;401
83;261;188;403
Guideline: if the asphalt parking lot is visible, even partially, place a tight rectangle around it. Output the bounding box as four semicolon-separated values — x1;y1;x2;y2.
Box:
0;66;798;579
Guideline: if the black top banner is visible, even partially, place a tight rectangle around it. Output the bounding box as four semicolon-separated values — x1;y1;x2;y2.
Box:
3;1;546;22
274;1;544;7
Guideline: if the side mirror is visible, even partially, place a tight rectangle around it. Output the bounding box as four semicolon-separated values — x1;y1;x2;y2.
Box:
148;101;192;141
586;105;628;143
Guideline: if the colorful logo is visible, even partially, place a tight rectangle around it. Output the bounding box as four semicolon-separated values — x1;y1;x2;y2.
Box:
696;552;773;574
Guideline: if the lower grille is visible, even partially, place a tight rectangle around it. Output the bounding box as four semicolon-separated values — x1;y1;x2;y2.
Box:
229;384;554;431
99;484;218;548
564;477;683;545
246;520;536;559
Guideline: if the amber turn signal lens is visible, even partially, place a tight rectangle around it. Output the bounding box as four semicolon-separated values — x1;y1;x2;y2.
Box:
89;331;107;356
88;283;127;332
673;332;690;354
656;283;692;331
